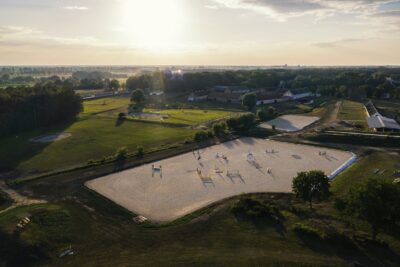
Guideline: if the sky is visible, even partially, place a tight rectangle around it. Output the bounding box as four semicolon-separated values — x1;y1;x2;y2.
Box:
0;0;400;66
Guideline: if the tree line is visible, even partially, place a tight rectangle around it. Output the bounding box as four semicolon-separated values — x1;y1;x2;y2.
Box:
0;84;82;137
125;68;400;99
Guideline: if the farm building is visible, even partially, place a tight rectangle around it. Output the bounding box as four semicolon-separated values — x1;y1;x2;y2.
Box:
187;91;209;102
365;101;400;132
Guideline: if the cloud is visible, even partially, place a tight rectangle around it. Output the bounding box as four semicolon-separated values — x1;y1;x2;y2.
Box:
210;0;397;20
313;38;368;48
0;25;109;48
63;6;89;11
370;10;400;18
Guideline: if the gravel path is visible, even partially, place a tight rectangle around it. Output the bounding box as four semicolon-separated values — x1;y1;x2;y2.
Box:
0;181;46;214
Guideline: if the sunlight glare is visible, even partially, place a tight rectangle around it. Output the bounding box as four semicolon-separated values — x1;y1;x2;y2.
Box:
119;0;185;51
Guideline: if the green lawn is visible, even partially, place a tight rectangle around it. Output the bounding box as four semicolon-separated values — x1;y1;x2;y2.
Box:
82;97;130;115
337;100;369;130
332;152;400;196
140;108;237;125
338;100;367;121
0;117;195;174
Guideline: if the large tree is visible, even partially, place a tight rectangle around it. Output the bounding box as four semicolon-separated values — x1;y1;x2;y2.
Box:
242;92;257;111
346;179;400;240
292;170;330;209
130;89;145;104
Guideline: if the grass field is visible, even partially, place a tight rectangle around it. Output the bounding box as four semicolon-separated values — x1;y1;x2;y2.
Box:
337;100;369;130
139;108;236;125
332;151;400;196
338;100;367;121
0;116;195;174
82;97;130;115
1;190;399;267
2;96;245;174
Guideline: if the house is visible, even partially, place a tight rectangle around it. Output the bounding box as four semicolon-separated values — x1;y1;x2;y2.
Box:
210;86;250;94
149;91;164;96
206;86;249;104
188;91;209;102
256;92;285;105
256;89;318;106
208;91;243;104
283;90;316;100
365;101;400;132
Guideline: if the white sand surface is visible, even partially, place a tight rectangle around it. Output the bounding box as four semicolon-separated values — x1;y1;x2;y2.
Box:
87;138;353;222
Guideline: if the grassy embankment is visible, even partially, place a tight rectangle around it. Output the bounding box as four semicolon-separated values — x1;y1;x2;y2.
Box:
337;100;369;130
2;151;400;267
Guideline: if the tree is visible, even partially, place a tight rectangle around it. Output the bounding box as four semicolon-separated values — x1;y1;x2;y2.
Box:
257;106;276;122
292;170;330;209
115;147;128;161
137;146;144;158
109;79;120;91
194;131;209;142
226;113;256;132
257;109;269;122
213;122;226;137
346;179;400;240
242;92;257;110
130;89;145;104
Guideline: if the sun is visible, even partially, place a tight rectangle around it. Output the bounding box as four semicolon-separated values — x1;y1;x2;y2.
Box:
118;0;185;51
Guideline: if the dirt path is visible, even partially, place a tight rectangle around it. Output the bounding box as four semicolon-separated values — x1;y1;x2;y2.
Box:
0;181;46;214
322;100;342;127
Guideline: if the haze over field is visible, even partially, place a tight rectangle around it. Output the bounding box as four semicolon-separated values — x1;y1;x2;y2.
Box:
1;0;400;65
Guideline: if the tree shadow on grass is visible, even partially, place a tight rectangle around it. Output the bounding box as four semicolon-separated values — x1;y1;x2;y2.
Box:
115;117;126;127
295;228;400;266
0;119;76;177
232;198;287;237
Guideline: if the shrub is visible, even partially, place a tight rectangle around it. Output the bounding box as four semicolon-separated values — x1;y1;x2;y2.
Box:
115;147;128;161
194;131;209;142
137;146;144;158
293;222;326;239
232;197;280;221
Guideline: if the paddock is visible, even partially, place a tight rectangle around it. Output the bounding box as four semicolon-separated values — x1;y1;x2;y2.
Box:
86;138;354;222
259;115;320;132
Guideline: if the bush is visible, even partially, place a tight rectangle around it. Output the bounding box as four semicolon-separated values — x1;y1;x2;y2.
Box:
213;122;227;137
293;222;326;239
115;147;128;161
232;197;280;221
226;113;256;132
137;146;144;158
194;131;209;142
333;198;347;211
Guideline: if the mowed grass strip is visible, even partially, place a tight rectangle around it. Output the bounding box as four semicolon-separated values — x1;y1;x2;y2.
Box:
82;97;130;115
337;100;367;121
139;108;237;125
0;117;195;173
